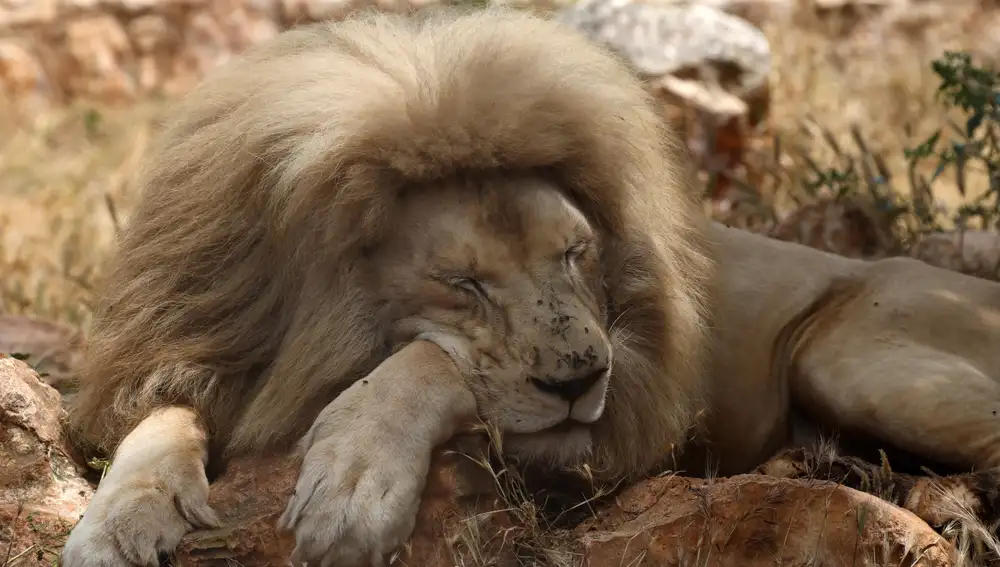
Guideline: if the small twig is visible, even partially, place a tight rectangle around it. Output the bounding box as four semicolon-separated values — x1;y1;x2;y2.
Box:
2;544;36;567
2;501;24;567
104;193;121;235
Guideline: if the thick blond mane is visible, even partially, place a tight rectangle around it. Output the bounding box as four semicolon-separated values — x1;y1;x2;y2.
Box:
66;6;714;480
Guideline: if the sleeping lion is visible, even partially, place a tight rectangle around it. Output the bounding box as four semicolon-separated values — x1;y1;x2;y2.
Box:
60;6;1000;566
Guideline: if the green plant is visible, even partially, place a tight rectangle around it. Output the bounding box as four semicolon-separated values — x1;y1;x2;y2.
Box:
905;51;1000;232
744;50;1000;246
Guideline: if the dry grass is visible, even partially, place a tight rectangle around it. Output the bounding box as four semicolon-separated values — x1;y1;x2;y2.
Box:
758;2;999;216
436;429;999;567
0;3;996;332
0;99;164;328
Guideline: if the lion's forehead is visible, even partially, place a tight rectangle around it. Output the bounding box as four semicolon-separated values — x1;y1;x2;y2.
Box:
399;178;596;277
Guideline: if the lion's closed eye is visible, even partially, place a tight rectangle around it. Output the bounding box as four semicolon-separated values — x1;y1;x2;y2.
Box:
564;241;590;266
448;276;489;298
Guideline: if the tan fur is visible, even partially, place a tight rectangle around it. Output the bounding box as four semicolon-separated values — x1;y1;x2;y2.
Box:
61;407;218;566
62;8;713;565
61;5;1000;566
701;224;1000;476
65;6;712;483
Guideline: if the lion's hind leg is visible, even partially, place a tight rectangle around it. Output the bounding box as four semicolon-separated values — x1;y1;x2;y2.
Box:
791;339;1000;539
60;406;218;567
794;339;1000;474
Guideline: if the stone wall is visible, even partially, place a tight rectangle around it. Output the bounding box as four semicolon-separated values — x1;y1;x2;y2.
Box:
0;0;441;103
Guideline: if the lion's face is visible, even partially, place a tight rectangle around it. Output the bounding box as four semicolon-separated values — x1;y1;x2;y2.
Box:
371;173;612;449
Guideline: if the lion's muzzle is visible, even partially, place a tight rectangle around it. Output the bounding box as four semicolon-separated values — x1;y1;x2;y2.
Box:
530;367;606;402
530;365;610;425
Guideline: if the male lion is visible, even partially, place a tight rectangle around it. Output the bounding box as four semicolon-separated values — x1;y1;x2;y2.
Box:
60;6;1000;567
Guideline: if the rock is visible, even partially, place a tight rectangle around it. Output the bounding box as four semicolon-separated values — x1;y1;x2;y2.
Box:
767;196;904;259
555;0;772;208
170;436;957;566
764;196;1000;281
555;0;771;125
555;0;771;87
0;315;84;396
171;435;512;566
170;454;301;565
0;0;59;28
910;230;1000;281
0;0;445;104
757;445;1000;565
0;356;93;567
577;474;956;566
814;0;908;9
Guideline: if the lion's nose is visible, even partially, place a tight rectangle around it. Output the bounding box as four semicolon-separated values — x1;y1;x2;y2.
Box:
530;368;608;402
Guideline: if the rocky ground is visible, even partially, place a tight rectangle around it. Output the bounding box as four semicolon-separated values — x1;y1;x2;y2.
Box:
3;0;1000;565
0;356;973;566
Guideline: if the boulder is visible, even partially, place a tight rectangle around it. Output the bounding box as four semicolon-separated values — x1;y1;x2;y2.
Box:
555;0;773;208
0;356;93;567
764;195;1000;281
578;474;955;566
170;443;957;566
172;436;513;566
0;379;959;567
910;230;1000;281
767;195;904;259
0;315;84;395
0;0;440;104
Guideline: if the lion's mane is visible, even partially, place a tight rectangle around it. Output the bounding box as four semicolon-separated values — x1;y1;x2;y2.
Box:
66;6;715;481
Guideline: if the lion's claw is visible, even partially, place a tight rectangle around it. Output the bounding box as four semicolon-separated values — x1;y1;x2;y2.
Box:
279;399;430;567
61;460;217;567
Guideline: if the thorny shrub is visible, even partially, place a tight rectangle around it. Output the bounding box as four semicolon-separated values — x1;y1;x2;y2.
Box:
744;50;1000;247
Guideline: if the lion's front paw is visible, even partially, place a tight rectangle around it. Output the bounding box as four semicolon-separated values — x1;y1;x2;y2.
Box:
61;466;218;567
279;415;430;567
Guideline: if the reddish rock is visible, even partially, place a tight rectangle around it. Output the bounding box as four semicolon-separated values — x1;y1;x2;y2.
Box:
0;315;84;395
0;0;442;104
172;438;957;567
767;196;904;259
577;474;956;567
171;454;300;566
0;356;93;567
172;436;512;567
910;230;1000;281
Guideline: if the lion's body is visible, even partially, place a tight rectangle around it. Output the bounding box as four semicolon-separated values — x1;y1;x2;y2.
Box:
699;223;1000;476
60;7;1000;566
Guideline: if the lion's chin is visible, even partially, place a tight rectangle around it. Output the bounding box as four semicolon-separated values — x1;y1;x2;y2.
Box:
502;422;594;469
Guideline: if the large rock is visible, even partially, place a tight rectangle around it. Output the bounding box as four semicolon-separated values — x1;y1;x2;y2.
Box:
0;315;84;395
171;443;958;566
578;474;955;566
0;356;93;567
764;195;1000;280
555;0;771;119
0;0;780;212
0;0;441;104
910;229;1000;281
767;196;904;259
172;436;512;566
555;0;772;209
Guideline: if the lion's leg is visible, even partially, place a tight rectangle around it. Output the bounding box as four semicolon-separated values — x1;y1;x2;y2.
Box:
795;341;1000;472
791;341;1000;530
61;406;219;567
279;340;477;567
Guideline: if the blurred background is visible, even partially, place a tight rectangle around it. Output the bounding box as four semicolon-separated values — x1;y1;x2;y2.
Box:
0;0;998;394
